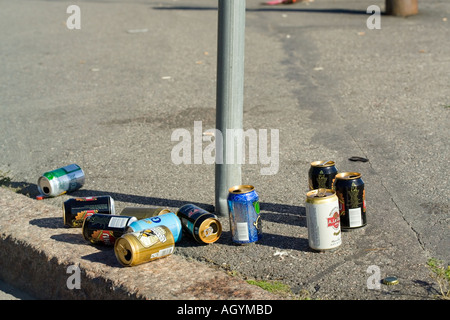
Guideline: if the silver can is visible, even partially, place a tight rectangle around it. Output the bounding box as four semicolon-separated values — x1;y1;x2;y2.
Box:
37;164;85;197
305;189;341;252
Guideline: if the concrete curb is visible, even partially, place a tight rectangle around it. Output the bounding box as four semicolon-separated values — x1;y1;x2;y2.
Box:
0;187;279;300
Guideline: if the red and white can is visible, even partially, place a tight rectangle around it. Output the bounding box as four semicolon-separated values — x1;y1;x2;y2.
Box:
305;189;341;252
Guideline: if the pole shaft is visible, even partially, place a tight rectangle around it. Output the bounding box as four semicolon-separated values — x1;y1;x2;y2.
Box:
215;0;246;215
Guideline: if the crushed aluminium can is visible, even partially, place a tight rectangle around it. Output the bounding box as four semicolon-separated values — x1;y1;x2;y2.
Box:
305;189;341;251
176;204;222;244
308;160;338;190
126;212;182;243
119;207;171;220
334;172;367;229
227;185;262;245
63;195;115;228
37;164;85;197
114;226;175;267
82;213;137;246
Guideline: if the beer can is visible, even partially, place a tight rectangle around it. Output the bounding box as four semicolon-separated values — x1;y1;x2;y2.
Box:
308;160;338;190
82;213;137;246
227;185;262;245
176;204;222;244
127;212;182;243
63;195;115;228
305;189;341;251
119;207;171;220
114;226;175;267
37;164;85;197
334;172;367;229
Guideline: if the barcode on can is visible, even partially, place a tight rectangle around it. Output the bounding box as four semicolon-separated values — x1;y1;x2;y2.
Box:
151;246;174;259
348;207;362;227
108;217;129;228
236;222;249;241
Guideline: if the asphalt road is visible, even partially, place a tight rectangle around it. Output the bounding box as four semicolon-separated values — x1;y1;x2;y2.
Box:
0;0;449;299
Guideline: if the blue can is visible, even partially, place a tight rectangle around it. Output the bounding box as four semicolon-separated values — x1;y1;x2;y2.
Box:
127;212;182;243
227;185;262;244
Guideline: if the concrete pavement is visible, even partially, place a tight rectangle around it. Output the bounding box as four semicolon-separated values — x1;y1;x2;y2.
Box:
0;0;449;300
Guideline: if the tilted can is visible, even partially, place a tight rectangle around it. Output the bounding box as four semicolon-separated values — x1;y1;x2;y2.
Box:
305;189;341;251
176;204;222;244
119;207;171;220
63;195;115;228
82;213;137;246
308;160;338;190
227;185;262;245
37;164;85;197
334;172;367;229
127;212;182;243
114;226;175;267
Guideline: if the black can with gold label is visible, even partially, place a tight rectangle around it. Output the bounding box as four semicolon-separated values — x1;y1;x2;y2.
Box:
308;160;338;190
334;172;366;229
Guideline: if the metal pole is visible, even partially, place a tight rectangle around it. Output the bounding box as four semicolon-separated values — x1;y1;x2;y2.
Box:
215;0;246;216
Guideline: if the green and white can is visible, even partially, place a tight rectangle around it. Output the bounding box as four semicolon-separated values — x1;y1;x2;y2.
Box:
37;164;85;197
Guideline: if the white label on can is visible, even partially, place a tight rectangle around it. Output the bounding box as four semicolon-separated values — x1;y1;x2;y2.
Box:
236;222;249;241
349;207;362;227
108;217;129;228
151;246;174;259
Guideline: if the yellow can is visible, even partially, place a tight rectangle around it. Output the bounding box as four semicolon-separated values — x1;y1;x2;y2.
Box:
114;226;175;267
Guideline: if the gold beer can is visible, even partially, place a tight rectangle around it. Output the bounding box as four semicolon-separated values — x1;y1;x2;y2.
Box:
305;189;341;252
114;226;175;267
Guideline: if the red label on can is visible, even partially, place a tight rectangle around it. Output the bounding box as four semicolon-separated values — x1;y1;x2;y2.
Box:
327;210;340;230
91;230;116;245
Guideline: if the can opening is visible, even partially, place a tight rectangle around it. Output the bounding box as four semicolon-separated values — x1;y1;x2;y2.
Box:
229;185;255;194
316;188;327;197
43;187;50;194
207;222;219;235
348;175;359;179
124;249;132;262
